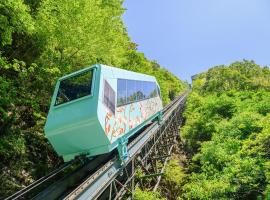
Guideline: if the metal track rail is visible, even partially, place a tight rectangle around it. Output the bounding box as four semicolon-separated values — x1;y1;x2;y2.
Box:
64;92;188;200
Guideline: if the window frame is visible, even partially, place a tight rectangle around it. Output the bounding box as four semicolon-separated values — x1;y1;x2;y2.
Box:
53;67;96;108
117;79;127;106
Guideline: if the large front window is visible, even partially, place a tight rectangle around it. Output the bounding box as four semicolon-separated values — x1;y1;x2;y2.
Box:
55;70;93;106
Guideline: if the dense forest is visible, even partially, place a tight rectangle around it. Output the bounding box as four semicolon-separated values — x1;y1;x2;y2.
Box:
0;0;187;197
138;61;270;199
182;61;270;199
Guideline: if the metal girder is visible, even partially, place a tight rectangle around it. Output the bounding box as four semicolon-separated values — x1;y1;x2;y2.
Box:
63;92;188;200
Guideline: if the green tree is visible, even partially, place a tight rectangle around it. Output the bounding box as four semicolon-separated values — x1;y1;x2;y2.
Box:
179;61;270;199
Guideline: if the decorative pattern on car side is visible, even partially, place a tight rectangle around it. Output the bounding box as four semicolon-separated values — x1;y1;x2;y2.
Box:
104;97;162;143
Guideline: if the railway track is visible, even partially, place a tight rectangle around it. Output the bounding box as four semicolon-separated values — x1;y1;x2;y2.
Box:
62;92;188;200
5;91;188;200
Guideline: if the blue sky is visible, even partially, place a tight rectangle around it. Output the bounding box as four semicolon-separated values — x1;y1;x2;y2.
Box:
123;0;270;82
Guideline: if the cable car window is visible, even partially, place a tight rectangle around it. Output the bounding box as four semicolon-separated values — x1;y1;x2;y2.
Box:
150;82;158;98
136;81;144;100
103;80;115;114
127;80;137;103
117;78;158;107
55;70;93;106
144;81;152;98
117;79;127;106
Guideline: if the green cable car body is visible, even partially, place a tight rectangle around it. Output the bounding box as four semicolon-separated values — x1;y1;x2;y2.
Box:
44;64;163;162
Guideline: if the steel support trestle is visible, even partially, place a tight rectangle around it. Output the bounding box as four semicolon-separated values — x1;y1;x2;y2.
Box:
64;92;188;200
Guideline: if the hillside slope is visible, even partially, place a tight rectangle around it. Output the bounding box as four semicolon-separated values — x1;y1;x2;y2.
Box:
181;61;270;199
135;60;270;199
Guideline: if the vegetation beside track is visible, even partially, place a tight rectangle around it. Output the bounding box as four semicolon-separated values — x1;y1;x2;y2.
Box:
144;60;270;199
181;61;270;199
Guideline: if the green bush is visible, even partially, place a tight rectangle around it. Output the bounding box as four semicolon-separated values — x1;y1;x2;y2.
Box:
180;61;270;199
134;188;165;200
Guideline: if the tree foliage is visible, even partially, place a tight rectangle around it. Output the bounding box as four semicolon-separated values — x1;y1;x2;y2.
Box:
134;188;165;200
180;61;270;199
193;60;270;93
162;159;186;199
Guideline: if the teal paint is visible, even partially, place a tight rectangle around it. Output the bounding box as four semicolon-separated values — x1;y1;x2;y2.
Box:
44;64;163;162
117;137;129;163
